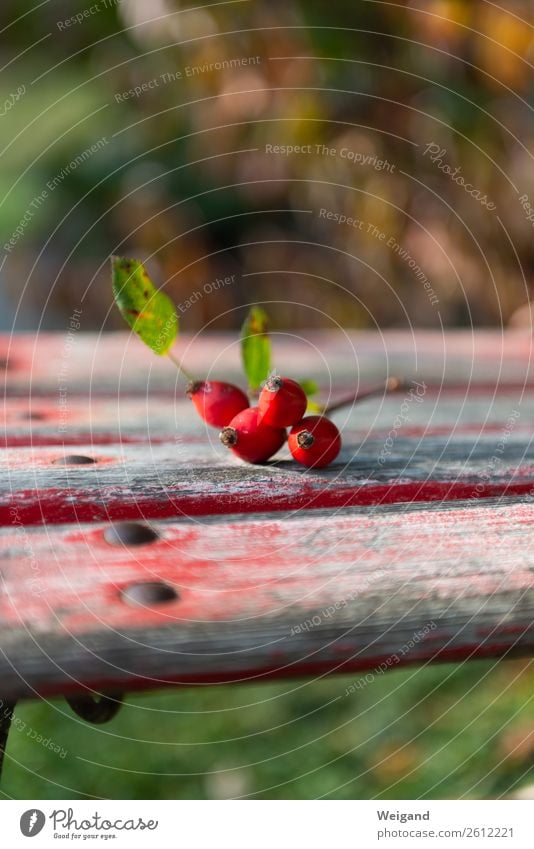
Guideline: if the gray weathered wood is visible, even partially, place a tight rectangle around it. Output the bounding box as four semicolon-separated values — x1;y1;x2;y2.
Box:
0;498;533;698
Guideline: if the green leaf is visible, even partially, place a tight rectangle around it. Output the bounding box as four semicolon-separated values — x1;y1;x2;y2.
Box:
111;256;177;356
306;399;324;414
299;379;319;398
240;306;271;391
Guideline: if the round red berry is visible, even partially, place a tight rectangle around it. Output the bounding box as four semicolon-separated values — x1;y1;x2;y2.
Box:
288;415;341;468
187;380;249;428
220;407;286;464
258;376;307;427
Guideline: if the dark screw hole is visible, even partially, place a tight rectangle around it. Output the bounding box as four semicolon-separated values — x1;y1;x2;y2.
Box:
54;455;97;465
22;411;46;421
104;522;159;546
121;581;178;606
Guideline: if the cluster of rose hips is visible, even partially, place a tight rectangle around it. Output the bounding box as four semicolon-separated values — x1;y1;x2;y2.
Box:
110;258;401;468
187;376;341;468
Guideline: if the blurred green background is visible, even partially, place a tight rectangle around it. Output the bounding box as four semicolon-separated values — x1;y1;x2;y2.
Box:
4;659;534;800
1;0;534;800
1;0;534;331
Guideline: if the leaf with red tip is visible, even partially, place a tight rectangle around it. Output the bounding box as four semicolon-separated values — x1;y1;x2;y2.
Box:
111;257;178;356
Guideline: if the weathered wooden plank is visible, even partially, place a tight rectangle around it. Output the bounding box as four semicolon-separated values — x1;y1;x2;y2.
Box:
1;426;533;525
2;330;534;696
2;331;534;394
0;388;530;447
1;498;533;699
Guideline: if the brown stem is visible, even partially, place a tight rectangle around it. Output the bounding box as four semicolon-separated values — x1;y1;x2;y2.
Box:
323;376;406;415
167;349;194;381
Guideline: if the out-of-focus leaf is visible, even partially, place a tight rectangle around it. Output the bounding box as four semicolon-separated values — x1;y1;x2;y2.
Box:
111;257;177;356
306;399;324;414
240;306;271;391
299;378;319;397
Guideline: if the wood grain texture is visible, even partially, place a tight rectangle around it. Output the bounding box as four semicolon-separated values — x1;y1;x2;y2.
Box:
0;498;533;699
1;428;533;524
1;330;534;394
2;330;534;696
0;387;531;447
2;375;533;523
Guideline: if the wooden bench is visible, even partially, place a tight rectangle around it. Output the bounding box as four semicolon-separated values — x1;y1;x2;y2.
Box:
1;329;534;716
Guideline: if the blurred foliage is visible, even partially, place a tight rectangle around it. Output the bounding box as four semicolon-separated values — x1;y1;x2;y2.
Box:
1;0;534;330
4;659;534;800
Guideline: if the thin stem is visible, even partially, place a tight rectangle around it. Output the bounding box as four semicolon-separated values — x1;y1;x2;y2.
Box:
167;349;194;382
323;376;406;415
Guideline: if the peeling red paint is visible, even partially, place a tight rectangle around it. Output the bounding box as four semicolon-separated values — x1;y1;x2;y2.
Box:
1;331;534;698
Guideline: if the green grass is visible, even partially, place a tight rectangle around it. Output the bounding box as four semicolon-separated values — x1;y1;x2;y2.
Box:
3;659;534;799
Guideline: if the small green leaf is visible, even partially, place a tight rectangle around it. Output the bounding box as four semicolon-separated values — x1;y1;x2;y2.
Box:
240;306;271;391
299;379;319;398
306;399;324;414
111;256;177;356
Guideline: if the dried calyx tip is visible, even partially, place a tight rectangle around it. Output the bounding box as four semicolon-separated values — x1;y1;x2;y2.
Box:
296;430;315;449
386;376;404;392
186;380;203;397
265;375;282;392
220;426;238;446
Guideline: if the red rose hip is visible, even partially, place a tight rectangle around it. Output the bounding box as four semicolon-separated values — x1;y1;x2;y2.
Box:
187;380;249;428
220;407;286;464
258;376;307;427
288;415;341;468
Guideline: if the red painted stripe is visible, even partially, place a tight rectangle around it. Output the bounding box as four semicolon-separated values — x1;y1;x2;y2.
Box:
31;642;530;699
4;381;534;399
4;479;534;525
0;434;200;448
2;422;532;448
